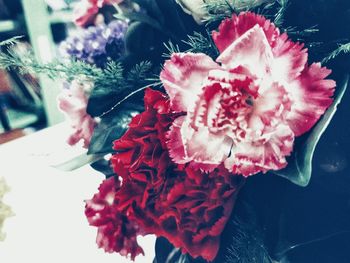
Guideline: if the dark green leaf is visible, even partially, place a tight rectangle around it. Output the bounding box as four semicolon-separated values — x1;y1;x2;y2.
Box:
115;11;163;32
273;75;349;186
154;0;188;38
86;85;121;117
90;158;115;178
132;0;164;22
87;62;125;117
125;22;160;55
88;104;143;154
153;238;198;263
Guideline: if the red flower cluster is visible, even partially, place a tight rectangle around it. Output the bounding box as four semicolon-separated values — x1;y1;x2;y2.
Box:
85;176;144;260
86;89;244;261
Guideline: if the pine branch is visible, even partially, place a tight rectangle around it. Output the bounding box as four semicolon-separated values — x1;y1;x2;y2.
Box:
322;42;350;64
204;0;233;24
162;41;181;58
95;61;124;91
127;60;153;85
285;25;319;38
274;0;289;28
183;31;219;57
204;0;274;24
0;45;101;81
225;217;272;263
0;36;23;47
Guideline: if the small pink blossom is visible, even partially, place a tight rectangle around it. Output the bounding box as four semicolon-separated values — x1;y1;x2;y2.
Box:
161;12;336;177
58;80;96;148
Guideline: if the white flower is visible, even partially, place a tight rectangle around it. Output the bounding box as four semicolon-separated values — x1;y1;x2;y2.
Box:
0;177;13;241
176;0;208;24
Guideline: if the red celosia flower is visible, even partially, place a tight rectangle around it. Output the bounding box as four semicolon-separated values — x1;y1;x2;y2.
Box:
110;89;244;261
74;0;123;27
161;12;336;176
85;177;144;260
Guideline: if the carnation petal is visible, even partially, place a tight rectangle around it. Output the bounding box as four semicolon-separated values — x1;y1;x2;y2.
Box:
212;12;279;53
225;124;295;176
251;82;291;128
271;33;308;82
285;63;336;136
160;53;220;112
217;24;274;78
167;116;232;172
85;178;144;260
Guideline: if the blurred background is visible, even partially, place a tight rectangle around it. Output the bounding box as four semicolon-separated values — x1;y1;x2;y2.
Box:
0;0;78;144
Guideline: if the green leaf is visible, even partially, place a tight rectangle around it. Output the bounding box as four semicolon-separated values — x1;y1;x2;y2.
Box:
90;159;115;178
115;11;163;32
124;21;160;55
272;75;349;186
86;85;121;117
87;62;125;117
88;104;143;154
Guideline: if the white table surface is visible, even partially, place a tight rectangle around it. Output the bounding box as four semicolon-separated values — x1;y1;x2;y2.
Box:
0;123;155;263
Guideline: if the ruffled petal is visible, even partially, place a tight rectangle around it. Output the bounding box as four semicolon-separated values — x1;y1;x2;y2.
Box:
271;33;308;82
212;12;279;53
217;24;274;78
167;115;232;172
225;124;295;176
285;63;336;136
85;178;144;260
166;116;189;164
160;53;220;112
250;82;292;128
213;12;308;82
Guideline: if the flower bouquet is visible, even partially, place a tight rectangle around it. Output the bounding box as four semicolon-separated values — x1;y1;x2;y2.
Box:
0;0;350;262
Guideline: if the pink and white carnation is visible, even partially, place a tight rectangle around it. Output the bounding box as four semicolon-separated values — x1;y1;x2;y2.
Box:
161;12;336;177
58;80;96;148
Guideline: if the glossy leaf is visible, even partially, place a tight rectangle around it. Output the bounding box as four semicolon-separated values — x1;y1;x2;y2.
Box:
88;104;143;154
273;75;349;186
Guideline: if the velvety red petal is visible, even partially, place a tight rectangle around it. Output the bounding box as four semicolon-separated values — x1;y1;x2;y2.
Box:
85;178;144;260
160;53;220;112
108;89;245;261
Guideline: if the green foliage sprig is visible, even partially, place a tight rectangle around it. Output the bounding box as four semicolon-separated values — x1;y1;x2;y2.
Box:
184;31;219;58
204;0;275;25
322;42;350;64
273;0;289;28
0;43;100;81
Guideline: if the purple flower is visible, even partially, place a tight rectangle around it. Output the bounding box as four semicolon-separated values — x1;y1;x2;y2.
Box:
60;20;128;67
